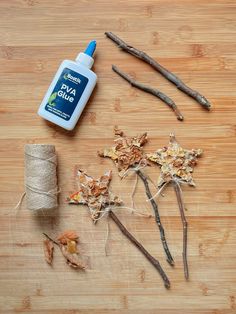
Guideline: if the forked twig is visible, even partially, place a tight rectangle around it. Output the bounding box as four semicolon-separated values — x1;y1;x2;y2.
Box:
173;181;189;280
105;32;211;110
112;64;184;121
137;170;174;266
109;210;170;289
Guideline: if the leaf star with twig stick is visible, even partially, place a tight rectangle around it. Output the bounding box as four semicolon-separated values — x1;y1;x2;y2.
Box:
147;133;202;279
99;128;175;266
67;169;170;289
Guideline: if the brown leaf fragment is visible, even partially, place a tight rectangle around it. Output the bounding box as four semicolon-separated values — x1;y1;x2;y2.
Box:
57;230;79;245
59;244;86;269
114;126;124;136
67;240;78;254
43;239;54;264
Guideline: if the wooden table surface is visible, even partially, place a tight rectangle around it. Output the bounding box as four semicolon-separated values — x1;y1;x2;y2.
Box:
1;0;236;313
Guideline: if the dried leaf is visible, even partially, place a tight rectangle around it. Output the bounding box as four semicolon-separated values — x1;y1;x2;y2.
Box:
67;191;86;204
114;127;124;136
98;128;148;177
43;239;54;264
57;230;79;245
60;244;85;269
147;133;202;187
67;240;78;254
68;170;122;222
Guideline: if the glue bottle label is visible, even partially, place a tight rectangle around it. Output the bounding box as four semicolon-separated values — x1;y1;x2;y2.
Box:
45;68;88;121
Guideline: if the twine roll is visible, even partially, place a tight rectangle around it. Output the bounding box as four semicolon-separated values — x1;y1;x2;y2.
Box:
24;144;58;211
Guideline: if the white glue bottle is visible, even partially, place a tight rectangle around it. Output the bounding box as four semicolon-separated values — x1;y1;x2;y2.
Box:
38;41;97;130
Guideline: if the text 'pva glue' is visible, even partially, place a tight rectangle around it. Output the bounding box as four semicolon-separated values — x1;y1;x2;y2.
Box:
38;41;97;130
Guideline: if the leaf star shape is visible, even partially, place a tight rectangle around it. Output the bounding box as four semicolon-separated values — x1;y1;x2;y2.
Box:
98;127;148;177
68;169;122;223
147;133;202;187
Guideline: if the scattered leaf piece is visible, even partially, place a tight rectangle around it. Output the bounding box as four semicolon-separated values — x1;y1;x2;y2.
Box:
60;244;85;269
43;239;54;265
114;127;124;136
57;230;79;245
67;240;78;254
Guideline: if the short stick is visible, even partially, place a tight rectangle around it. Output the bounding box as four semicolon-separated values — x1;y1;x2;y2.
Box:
112;64;184;121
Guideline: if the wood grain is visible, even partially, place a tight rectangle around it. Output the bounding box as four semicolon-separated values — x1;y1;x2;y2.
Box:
0;0;236;313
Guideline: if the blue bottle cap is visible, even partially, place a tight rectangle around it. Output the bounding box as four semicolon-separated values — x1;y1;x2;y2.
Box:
84;40;96;57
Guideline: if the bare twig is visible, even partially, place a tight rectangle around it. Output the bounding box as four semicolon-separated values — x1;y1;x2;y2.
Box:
109;210;170;289
173;181;189;280
112;64;184;121
43;233;59;246
104;216;110;256
137;170;174;266
105;32;211;110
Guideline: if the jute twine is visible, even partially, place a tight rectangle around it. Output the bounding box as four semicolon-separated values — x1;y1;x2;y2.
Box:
24;144;59;211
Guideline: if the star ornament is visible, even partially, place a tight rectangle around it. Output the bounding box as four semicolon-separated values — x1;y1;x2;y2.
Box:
98;128;148;177
147;133;202;187
68;170;122;222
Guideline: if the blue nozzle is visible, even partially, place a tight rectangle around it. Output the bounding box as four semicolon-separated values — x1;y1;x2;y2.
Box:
84;40;96;57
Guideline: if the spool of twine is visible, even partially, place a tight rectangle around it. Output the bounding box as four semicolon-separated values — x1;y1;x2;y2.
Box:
24;144;59;211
